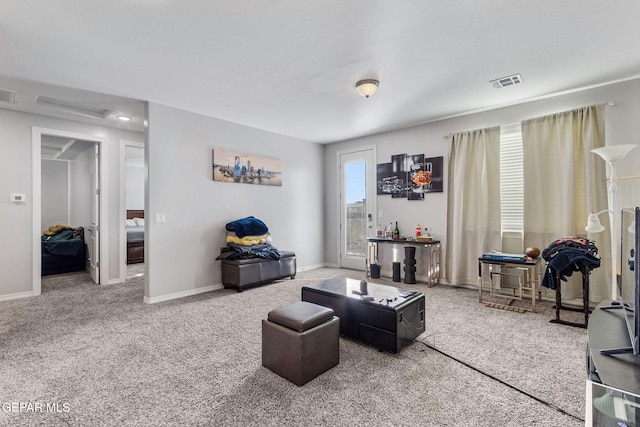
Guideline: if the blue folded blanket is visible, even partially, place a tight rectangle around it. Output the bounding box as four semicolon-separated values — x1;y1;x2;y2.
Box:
225;216;269;238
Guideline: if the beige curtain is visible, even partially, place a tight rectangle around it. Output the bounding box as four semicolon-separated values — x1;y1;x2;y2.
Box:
522;104;608;302
445;127;501;286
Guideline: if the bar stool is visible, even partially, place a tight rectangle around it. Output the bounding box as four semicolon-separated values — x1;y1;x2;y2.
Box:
549;264;592;328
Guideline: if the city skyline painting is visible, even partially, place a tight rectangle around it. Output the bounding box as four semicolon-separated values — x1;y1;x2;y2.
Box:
212;149;282;186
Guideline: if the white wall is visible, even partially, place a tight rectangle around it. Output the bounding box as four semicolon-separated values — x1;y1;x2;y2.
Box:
5;78;639;299
0;109;144;298
125;145;144;210
41;146;94;234
41;159;69;229
145;103;325;301
324;78;640;282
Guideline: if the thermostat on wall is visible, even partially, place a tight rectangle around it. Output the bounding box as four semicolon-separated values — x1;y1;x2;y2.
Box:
10;193;26;203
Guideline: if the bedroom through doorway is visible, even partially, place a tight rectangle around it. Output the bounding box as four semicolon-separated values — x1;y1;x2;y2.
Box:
123;143;145;280
37;130;104;294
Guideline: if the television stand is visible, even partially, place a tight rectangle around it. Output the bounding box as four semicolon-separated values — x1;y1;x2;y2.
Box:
587;302;640;393
599;300;631;310
598;302;635;355
586;302;640;425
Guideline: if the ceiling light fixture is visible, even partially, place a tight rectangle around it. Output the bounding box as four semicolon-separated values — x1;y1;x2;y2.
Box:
117;115;132;121
355;79;379;98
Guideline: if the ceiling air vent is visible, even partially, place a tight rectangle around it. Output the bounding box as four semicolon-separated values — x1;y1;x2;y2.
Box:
35;95;111;119
490;74;523;89
0;88;17;104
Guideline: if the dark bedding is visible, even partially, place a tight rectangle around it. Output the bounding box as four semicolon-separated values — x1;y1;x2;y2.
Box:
215;243;281;261
41;227;86;276
126;225;145;243
42;230;83;256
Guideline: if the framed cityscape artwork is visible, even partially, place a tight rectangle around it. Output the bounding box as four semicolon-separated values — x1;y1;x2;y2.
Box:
212;149;282;186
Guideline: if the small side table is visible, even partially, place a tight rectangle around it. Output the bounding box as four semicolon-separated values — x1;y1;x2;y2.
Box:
478;256;541;312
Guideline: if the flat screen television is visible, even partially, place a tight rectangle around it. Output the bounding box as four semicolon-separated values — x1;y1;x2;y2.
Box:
601;206;640;356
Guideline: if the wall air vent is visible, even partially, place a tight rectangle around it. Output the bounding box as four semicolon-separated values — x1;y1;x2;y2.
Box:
0;88;17;104
490;74;523;89
35;95;111;119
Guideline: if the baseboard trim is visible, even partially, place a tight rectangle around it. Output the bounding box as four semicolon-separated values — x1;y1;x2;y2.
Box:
0;290;35;301
298;263;325;272
323;262;339;268
144;283;224;304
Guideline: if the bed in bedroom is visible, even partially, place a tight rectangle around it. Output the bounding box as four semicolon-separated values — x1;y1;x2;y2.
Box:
41;226;87;276
126;210;145;264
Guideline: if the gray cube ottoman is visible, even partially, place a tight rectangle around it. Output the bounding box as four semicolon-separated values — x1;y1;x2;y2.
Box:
262;301;339;386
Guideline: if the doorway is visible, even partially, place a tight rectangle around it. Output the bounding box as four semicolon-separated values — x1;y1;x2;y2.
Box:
338;146;376;270
120;140;145;280
32;127;107;295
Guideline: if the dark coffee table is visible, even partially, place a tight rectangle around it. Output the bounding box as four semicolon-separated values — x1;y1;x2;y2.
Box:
301;277;425;353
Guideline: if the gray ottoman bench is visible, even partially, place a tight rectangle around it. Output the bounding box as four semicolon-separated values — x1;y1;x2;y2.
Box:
221;251;296;292
262;301;339;386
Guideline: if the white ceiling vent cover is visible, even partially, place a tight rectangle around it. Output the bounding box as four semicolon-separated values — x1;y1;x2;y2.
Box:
0;88;17;104
490;74;523;89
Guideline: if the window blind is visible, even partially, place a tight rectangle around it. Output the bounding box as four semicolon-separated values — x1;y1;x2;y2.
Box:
500;123;524;233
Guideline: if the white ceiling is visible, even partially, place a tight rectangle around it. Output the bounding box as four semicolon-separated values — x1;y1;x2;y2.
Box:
2;1;640;144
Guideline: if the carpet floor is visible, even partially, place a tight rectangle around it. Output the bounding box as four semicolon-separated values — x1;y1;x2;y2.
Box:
0;268;588;426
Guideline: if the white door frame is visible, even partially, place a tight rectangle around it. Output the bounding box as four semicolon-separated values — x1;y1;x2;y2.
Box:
336;145;376;270
119;139;145;281
32;127;108;295
88;144;101;284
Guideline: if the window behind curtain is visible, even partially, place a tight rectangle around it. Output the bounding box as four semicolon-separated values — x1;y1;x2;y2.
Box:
500;123;524;235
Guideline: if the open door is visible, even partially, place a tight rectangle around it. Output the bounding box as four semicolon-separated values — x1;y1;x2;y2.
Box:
88;144;100;283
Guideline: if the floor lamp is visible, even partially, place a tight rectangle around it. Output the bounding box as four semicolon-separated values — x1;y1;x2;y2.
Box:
586;144;638;301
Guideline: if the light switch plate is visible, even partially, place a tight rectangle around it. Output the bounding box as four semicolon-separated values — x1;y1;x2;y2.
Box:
10;193;26;203
154;213;166;223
